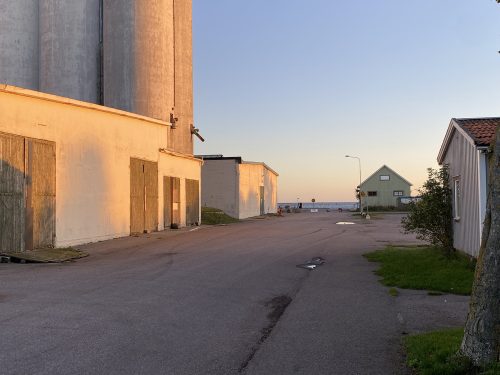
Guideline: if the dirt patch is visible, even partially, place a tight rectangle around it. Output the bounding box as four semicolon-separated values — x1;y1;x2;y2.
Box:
2;248;88;263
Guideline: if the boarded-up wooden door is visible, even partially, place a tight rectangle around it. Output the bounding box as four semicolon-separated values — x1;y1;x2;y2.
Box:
130;158;158;234
27;139;56;249
259;186;265;215
163;176;180;228
185;179;199;226
0;133;26;252
0;132;56;252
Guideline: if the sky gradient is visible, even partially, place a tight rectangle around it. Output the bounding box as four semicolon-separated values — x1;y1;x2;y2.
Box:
193;0;500;202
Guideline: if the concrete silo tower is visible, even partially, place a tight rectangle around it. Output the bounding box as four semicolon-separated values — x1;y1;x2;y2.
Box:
104;0;193;154
39;0;101;103
0;0;39;90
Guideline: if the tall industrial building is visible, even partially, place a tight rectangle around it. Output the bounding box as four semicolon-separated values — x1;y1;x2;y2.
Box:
0;0;200;252
0;0;193;154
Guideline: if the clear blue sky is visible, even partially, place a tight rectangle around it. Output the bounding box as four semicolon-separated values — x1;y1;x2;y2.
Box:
193;0;500;202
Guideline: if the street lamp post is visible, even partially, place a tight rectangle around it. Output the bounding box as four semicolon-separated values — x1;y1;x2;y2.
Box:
345;155;363;216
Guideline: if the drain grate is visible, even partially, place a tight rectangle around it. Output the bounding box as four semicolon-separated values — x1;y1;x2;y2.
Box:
296;256;325;270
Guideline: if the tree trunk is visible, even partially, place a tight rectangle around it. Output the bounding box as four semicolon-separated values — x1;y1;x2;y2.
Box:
460;125;500;366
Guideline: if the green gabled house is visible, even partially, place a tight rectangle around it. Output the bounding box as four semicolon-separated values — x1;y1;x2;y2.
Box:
360;165;412;209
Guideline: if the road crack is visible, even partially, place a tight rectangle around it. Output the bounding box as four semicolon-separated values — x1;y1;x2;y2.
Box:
238;295;292;373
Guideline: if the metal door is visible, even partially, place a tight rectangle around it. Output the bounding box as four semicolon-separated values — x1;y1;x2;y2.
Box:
260;186;265;215
130;158;158;234
0;133;25;252
185;179;199;226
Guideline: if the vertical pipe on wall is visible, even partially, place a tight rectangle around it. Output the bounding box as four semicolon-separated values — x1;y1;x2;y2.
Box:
0;0;39;90
39;0;101;103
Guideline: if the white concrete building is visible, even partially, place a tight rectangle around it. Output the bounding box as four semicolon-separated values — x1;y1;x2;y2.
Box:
198;156;278;219
437;117;498;257
0;0;200;253
0;86;201;251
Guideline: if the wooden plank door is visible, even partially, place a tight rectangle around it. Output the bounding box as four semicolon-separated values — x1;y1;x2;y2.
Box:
27;139;56;249
143;160;158;233
164;176;180;228
259;186;265;215
130;158;145;234
163;176;172;228
130;158;158;234
0;133;26;252
171;177;180;226
185;179;199;226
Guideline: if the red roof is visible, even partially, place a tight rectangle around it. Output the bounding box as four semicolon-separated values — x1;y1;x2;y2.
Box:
454;118;499;147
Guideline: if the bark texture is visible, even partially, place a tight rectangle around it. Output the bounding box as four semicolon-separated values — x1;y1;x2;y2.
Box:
460;125;500;365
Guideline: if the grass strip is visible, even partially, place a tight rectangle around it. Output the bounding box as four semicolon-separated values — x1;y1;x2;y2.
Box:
405;328;500;375
201;206;239;225
364;246;475;295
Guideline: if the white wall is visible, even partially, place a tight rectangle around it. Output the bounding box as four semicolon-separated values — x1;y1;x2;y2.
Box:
238;163;278;219
200;159;239;218
0;85;200;247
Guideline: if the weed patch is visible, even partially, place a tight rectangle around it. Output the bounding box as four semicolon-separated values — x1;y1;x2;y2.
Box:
364;246;474;295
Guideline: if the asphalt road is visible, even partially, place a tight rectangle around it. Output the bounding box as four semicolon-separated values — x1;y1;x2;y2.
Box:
0;212;468;375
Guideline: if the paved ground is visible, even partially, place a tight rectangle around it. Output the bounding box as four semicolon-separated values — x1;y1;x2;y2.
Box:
0;212;469;375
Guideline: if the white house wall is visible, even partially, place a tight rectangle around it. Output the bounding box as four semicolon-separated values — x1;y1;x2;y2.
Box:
443;129;481;256
0;85;200;247
200;159;239;218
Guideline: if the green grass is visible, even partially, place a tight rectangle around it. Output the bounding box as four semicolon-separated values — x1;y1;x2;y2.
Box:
201;206;239;225
405;328;500;375
364;246;475;295
2;247;88;263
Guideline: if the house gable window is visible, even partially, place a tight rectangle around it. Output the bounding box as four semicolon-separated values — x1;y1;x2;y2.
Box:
453;178;461;220
393;191;403;196
379;175;390;181
368;191;377;196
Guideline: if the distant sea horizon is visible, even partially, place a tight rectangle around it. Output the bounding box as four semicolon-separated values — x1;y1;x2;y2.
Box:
278;202;358;210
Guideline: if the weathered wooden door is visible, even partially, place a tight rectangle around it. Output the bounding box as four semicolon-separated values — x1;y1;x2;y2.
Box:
27;139;56;249
0;133;56;252
130;158;158;234
163;176;180;228
0;133;25;252
259;186;265;215
185;179;199;226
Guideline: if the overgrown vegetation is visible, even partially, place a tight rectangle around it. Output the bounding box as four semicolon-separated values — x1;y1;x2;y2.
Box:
364;245;475;295
405;328;500;375
201;206;239;225
401;166;454;256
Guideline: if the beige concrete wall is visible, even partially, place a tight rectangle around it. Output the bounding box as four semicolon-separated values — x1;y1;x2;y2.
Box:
0;85;200;247
238;163;278;219
263;168;278;214
200;159;239;218
238;164;261;219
